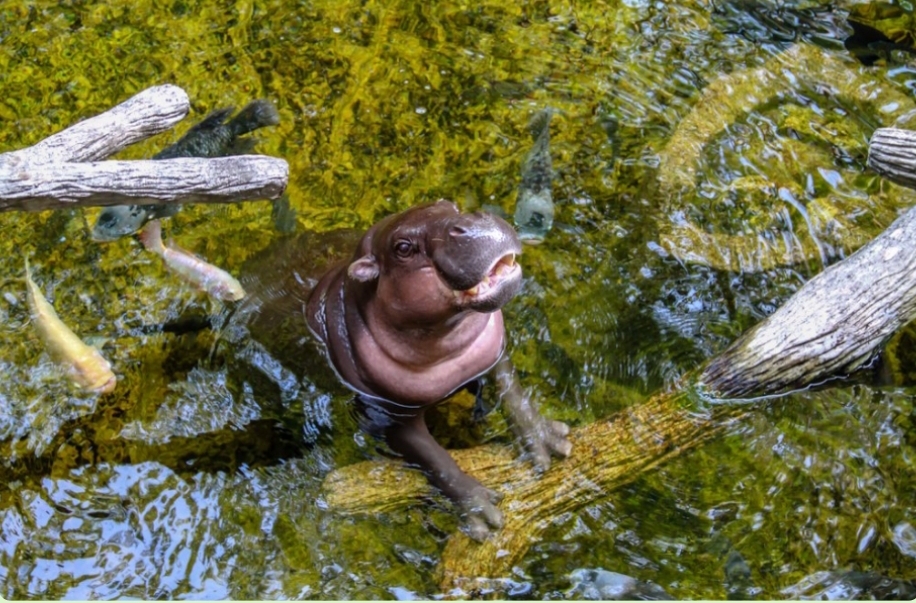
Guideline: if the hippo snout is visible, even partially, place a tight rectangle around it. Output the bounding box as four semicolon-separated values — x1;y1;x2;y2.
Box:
433;213;522;292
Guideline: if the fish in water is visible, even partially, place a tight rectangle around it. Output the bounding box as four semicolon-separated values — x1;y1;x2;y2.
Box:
844;19;916;66
513;107;556;244
91;99;280;242
24;258;117;394
270;193;298;234
137;219;246;302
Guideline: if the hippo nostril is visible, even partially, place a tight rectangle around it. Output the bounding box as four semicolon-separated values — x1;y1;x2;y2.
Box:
449;225;468;237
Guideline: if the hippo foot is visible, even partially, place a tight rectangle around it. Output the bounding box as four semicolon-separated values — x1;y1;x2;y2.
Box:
520;416;572;472
457;485;504;542
494;355;573;471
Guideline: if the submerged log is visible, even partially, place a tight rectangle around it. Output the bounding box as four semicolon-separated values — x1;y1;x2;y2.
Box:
324;391;743;593
322;128;916;593
0;84;288;212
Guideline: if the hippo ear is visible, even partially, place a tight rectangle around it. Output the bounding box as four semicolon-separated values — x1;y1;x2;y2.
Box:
347;255;379;282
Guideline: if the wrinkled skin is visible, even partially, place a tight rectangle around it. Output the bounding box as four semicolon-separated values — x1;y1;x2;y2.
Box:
304;200;571;540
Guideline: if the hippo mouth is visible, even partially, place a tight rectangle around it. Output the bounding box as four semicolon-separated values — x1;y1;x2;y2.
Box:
454;252;522;308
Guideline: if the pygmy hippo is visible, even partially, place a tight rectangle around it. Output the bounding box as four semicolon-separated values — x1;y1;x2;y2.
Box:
241;200;572;540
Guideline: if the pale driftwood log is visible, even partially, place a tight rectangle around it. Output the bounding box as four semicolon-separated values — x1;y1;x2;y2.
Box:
323;131;916;594
0;85;190;166
0;84;288;212
699;203;916;396
0;156;288;212
867;127;916;190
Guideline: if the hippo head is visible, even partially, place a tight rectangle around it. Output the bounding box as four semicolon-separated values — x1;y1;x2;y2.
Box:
346;200;523;322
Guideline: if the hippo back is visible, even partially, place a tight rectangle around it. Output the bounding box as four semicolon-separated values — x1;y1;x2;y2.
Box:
227;229;362;385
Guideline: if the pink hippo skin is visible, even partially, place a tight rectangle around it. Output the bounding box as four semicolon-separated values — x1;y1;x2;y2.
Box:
304;200;571;540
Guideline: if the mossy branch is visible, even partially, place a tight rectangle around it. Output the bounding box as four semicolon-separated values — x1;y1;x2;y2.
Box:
323;392;741;593
0;84;288;212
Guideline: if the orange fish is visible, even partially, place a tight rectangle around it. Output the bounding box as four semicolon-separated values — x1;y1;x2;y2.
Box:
25;258;116;394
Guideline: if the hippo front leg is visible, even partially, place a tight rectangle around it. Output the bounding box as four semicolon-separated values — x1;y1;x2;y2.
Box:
385;414;504;541
494;354;572;470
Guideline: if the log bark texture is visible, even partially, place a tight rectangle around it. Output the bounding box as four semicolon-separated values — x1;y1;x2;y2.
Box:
867;127;916;190
699;202;916;397
0;156;288;212
0;84;288;212
322;130;916;594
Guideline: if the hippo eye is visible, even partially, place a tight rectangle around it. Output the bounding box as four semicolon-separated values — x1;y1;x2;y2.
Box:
393;240;414;258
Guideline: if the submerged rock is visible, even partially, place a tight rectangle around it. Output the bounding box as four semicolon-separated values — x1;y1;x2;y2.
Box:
566;568;674;600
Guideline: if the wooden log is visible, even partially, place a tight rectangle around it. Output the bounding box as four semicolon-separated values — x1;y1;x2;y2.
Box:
0;85;189;166
0;156;288;212
700;201;916;397
867;127;916;190
0;85;288;212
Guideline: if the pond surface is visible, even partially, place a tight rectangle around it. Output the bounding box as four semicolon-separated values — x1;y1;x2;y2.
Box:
1;0;916;599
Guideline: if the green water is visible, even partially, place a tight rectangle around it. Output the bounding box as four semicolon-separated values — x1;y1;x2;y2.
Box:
1;0;915;599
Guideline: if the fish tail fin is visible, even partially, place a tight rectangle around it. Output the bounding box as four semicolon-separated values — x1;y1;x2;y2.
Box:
22;255;43;318
528;107;555;141
23;255;35;295
137;219;166;254
227;100;280;137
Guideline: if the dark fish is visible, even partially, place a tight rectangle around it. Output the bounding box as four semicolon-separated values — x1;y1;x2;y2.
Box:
844;19;916;66
91;99;280;242
705;530;757;600
513;107;555;244
723;549;755;600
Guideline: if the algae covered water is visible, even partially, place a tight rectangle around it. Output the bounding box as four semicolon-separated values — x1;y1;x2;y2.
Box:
1;0;915;599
